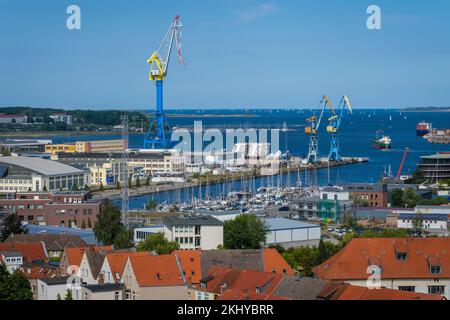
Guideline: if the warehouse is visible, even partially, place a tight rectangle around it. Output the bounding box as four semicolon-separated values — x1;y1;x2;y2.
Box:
263;218;321;248
0;156;89;193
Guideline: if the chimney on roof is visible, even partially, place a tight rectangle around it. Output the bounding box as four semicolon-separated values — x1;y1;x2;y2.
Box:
98;273;104;285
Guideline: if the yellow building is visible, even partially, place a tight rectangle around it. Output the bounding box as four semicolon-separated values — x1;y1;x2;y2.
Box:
45;144;77;154
76;140;126;153
45;139;126;154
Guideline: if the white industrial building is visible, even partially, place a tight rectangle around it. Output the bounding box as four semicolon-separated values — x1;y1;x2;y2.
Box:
133;226;164;243
163;215;224;250
415;205;450;216
263;217;321;248
397;213;449;231
0;156;89;193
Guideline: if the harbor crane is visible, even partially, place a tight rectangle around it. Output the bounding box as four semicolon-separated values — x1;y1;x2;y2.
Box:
326;95;352;161
305;95;334;164
144;15;185;149
396;147;409;178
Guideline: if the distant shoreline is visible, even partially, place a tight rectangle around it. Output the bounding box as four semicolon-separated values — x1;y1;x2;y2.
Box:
166;114;259;118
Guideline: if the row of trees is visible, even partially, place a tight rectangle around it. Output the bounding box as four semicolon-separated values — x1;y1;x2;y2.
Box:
391;188;449;208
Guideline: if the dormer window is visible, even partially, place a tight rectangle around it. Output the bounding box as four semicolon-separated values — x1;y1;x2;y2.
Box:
396;252;408;261
430;265;441;274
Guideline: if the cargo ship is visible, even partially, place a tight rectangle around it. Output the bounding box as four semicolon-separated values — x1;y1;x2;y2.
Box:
416;121;432;136
373;131;391;149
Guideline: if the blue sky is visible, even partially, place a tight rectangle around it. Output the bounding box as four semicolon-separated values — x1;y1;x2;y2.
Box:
0;0;449;109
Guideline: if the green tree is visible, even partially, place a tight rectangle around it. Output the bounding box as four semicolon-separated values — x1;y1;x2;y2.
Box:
267;244;285;254
281;241;341;277
135;176;141;188
81;219;86;229
316;239;328;265
223;214;269;249
56;293;62;300
342;216;358;229
145;176;151;186
93;201;131;248
360;228;409;238
145;199;158;211
0;265;33;300
116;180;121;190
0;147;11;156
136;232;180;254
71;183;79;191
42;185;48;192
83;185;90;192
114;229;133;249
402;187;420;208
64;289;73;300
0;213;28;242
418;197;449;206
99;183;104;192
391;188;404;207
87;217;92;229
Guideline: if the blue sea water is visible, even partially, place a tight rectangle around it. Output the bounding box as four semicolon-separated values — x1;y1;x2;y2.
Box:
48;109;450;208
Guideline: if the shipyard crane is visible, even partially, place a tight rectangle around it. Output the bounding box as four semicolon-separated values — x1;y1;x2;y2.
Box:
305;95;335;164
144;15;185;149
396;147;409;179
327;95;352;161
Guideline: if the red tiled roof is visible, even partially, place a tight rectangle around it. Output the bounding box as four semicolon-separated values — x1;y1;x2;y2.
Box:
64;245;113;267
314;237;450;280
24;266;60;280
105;252;150;282
263;248;294;275
172;250;202;284
218;289;290;300
0;242;46;264
199;266;284;296
327;283;445;300
128;255;185;287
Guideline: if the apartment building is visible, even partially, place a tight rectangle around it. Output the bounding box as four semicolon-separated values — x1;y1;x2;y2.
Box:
293;189;354;222
343;183;388;207
163;215;224;250
0;191;103;228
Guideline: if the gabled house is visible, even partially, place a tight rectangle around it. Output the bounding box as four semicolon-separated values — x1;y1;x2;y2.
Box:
0;242;47;267
99;251;151;284
314;237;450;299
120;255;187;300
59;245;113;276
78;250;106;285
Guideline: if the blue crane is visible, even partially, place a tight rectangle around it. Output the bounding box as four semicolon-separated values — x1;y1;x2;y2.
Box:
326;95;352;161
144;15;184;149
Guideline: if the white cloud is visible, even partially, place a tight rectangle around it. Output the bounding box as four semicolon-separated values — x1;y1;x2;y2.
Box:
236;3;280;22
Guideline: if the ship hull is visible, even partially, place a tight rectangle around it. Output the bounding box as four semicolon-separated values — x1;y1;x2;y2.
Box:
416;129;430;136
372;140;391;149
